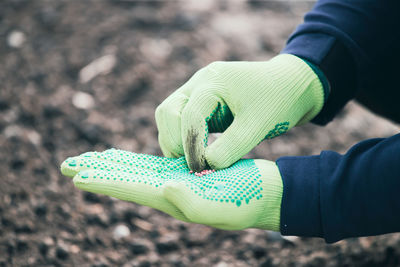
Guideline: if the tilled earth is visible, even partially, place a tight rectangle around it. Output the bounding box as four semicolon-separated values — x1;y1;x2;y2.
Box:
1;1;400;266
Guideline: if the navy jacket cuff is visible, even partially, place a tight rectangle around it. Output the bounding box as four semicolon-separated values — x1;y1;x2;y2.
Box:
276;155;323;239
282;33;357;125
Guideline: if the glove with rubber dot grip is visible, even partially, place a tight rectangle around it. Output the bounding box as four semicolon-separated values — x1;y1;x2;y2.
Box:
60;148;283;231
155;54;327;171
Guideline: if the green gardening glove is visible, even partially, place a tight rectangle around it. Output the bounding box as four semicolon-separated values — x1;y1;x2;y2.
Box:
60;148;283;231
156;54;326;171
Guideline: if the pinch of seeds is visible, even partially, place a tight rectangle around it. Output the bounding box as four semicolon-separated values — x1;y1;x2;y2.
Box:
191;169;216;177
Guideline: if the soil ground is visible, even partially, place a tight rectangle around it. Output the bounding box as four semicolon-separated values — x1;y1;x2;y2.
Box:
1;1;400;266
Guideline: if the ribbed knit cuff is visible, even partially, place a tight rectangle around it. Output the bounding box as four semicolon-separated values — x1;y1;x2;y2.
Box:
282;33;357;125
253;160;283;231
301;59;330;104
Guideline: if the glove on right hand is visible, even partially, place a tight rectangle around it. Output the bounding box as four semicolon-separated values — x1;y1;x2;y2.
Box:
156;54;326;171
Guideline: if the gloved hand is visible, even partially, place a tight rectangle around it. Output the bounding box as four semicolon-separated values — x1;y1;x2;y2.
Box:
60;148;283;231
156;54;326;171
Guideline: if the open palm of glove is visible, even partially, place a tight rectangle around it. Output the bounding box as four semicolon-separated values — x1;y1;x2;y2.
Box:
156;54;325;171
61;148;283;231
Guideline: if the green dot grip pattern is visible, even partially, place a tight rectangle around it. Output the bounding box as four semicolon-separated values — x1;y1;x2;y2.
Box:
63;149;263;207
203;103;234;147
264;122;289;140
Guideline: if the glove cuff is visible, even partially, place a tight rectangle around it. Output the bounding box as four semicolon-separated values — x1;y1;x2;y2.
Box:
301;58;330;104
253;160;283;231
267;54;327;125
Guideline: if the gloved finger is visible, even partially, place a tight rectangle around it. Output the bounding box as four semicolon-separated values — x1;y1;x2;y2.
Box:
72;169;190;222
155;91;188;158
60;151;113;178
206;116;265;170
95;148;179;172
181;92;222;172
62;149;192;180
91;149;190;174
61;151;162;181
60;156;89;178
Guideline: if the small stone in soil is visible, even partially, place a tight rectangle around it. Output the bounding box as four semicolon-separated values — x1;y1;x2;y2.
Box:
113;224;130;239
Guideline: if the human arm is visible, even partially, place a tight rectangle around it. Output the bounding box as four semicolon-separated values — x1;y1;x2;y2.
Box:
278;133;400;243
60;133;400;242
156;0;400;172
283;0;400;124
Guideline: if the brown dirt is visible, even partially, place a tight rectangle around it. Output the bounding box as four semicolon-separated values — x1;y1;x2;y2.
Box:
1;1;400;266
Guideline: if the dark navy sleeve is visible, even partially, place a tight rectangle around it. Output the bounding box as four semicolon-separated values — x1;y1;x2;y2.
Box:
276;133;400;243
282;0;400;125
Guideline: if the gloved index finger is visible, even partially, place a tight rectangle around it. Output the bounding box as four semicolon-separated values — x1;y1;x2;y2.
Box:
97;149;193;174
60;154;158;179
61;149;192;178
181;93;222;172
98;149;175;170
155;91;188;158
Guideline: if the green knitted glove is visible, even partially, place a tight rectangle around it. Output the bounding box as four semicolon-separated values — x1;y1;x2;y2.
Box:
156;54;326;171
60;148;283;231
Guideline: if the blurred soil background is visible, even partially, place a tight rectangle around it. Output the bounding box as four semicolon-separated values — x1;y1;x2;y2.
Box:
1;0;400;266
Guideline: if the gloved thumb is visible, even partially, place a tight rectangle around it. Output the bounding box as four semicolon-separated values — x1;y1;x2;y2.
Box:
205;117;262;170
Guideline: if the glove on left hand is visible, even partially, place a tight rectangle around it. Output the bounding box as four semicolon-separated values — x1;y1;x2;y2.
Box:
61;148;283;231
